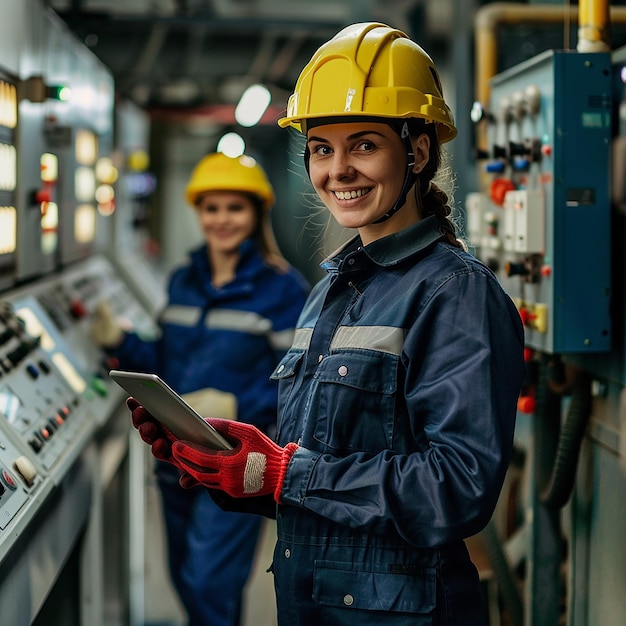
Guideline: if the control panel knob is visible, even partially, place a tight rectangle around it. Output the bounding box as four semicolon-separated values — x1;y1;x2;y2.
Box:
14;455;38;487
489;178;516;207
470;101;495;124
524;84;541;116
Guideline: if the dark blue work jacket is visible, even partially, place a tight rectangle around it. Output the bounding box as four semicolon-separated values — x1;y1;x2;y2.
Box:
268;215;526;625
110;241;309;430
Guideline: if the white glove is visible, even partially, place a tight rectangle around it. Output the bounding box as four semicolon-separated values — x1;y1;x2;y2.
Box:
181;387;237;420
89;301;124;348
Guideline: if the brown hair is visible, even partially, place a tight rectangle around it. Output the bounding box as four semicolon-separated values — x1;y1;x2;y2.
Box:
406;119;464;250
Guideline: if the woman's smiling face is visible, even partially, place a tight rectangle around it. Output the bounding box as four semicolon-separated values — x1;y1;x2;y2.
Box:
306;121;427;244
195;191;257;255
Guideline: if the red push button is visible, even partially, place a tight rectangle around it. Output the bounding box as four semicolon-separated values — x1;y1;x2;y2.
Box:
1;469;17;491
517;396;536;414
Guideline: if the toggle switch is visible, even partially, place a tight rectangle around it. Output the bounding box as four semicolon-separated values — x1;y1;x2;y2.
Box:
14;456;38;487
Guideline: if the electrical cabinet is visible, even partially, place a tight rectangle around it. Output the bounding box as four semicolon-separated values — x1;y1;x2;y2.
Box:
473;50;612;353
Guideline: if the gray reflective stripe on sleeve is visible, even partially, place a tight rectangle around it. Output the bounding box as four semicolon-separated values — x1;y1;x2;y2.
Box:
270;328;296;351
330;326;405;355
205;309;272;334
291;327;313;350
161;306;294;348
160;304;203;326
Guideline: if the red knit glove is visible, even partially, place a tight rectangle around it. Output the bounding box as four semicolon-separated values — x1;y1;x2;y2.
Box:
127;397;180;466
171;419;298;501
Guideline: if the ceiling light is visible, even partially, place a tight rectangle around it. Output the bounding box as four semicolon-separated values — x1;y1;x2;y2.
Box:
235;84;271;127
217;132;246;157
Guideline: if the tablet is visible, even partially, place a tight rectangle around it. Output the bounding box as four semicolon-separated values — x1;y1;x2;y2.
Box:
109;370;233;450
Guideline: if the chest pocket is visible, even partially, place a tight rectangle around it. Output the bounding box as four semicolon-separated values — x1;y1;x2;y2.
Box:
313;350;398;453
271;350;305;442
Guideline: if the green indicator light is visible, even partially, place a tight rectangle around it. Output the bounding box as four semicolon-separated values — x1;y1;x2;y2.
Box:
48;85;71;101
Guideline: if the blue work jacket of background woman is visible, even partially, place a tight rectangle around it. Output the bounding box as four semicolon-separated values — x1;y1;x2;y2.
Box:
268;215;526;625
110;240;309;625
110;240;309;430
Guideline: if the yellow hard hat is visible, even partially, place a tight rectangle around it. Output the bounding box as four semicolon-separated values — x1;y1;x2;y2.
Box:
184;152;275;209
278;22;457;143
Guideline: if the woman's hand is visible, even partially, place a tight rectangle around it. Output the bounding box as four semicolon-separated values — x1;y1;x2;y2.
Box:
171;419;298;501
127;397;180;465
90;300;124;348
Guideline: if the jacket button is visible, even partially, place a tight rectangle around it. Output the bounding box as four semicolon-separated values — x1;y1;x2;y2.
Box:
318;354;323;362
277;364;285;374
284;548;291;559
343;594;354;606
338;365;348;376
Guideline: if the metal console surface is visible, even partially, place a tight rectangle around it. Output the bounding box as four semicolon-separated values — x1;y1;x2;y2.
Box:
0;254;158;626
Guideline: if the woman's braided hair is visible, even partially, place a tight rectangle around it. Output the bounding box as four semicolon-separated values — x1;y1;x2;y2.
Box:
406;119;463;250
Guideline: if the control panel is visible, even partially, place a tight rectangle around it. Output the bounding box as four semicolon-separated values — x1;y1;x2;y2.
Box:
469;50;612;354
10;254;157;424
0;254;158;562
0;300;64;561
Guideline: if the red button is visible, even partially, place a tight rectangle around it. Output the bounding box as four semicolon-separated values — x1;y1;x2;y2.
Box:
70;300;88;319
517;396;536;414
489;178;516;207
35;188;52;204
1;469;17;490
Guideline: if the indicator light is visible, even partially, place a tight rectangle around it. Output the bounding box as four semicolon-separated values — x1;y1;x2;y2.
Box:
47;85;71;102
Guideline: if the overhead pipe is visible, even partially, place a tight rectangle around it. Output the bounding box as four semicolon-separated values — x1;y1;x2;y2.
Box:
578;0;611;52
474;2;626;152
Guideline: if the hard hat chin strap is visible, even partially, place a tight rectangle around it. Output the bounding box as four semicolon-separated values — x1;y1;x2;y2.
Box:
373;121;417;224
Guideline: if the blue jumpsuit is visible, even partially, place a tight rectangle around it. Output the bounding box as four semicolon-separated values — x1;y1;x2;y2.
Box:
262;215;525;625
109;240;309;626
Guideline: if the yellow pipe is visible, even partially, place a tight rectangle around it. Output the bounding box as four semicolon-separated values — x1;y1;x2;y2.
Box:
578;0;611;52
474;2;625;151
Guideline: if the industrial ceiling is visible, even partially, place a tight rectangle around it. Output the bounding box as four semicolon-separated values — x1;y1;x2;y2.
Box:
47;0;452;115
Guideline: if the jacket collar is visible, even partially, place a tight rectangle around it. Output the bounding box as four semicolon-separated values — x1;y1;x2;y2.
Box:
321;215;445;273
